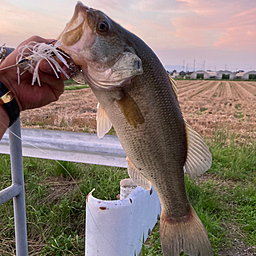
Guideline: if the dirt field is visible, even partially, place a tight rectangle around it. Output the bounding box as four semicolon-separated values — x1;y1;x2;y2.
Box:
20;80;256;140
176;80;256;139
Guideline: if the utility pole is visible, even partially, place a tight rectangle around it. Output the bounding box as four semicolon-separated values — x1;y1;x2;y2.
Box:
193;59;195;72
183;60;185;71
202;61;205;71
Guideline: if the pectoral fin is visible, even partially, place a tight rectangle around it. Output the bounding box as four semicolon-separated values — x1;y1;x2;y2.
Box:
126;157;151;190
116;93;144;128
96;103;112;139
184;122;212;179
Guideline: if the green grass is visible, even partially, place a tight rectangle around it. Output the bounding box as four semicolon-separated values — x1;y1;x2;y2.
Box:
64;79;89;90
64;84;89;90
0;158;129;255
0;130;256;255
141;130;256;255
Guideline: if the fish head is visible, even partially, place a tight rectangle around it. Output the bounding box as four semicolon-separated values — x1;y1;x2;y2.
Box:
58;1;143;89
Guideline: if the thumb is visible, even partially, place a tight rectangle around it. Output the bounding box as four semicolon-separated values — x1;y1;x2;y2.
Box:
39;60;69;80
39;60;56;75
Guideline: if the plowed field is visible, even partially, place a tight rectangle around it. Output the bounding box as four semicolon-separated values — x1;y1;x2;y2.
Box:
176;80;256;138
20;80;256;139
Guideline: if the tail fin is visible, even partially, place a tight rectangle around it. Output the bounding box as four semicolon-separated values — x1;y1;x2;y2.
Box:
160;205;213;256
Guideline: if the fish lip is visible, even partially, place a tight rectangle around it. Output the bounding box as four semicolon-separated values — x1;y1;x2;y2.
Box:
68;1;89;30
75;1;92;14
76;1;89;11
76;2;97;25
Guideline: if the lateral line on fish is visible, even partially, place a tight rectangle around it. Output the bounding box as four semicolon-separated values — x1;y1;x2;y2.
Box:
0;120;123;255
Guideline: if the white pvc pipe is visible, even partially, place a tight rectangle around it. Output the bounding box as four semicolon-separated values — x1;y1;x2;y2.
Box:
85;179;161;256
120;178;137;200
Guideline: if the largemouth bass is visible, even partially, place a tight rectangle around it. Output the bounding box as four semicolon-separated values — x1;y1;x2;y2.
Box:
58;2;213;255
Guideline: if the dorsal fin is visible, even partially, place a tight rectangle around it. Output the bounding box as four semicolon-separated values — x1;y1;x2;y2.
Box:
184;122;212;179
126;157;151;190
96;103;112;139
168;74;178;99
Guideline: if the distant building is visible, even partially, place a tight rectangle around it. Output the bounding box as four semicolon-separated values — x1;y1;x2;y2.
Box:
190;70;256;80
190;70;216;79
179;71;186;77
236;70;256;80
170;70;179;77
216;70;235;80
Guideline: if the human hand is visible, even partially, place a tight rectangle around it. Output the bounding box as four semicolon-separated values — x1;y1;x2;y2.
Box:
0;36;68;111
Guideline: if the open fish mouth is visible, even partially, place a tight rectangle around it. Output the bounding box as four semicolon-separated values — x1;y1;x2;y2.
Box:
57;1;143;89
57;2;97;66
57;3;90;47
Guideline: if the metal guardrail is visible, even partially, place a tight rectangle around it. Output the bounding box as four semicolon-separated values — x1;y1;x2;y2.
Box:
0;125;127;168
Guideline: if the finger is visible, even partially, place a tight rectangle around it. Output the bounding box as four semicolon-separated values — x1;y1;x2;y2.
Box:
60;65;70;80
37;70;65;99
1;37;56;69
39;59;56;75
39;60;70;80
18;36;54;48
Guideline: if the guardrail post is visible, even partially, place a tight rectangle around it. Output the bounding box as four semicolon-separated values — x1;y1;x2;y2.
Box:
9;118;28;256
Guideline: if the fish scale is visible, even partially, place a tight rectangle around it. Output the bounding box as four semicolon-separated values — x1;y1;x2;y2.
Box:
58;2;213;255
94;56;191;225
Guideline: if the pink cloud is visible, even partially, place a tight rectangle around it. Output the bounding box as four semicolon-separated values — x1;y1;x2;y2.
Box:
214;8;256;50
1;0;255;71
114;19;135;33
171;14;220;48
0;2;68;47
135;0;188;13
167;1;256;51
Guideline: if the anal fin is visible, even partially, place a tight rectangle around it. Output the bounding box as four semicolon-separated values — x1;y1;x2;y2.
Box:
126;157;151;190
96;103;112;139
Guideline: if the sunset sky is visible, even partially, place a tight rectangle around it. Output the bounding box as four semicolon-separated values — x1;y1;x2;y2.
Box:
0;0;255;71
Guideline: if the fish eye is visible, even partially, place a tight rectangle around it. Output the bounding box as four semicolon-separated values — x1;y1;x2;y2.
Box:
97;21;109;33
